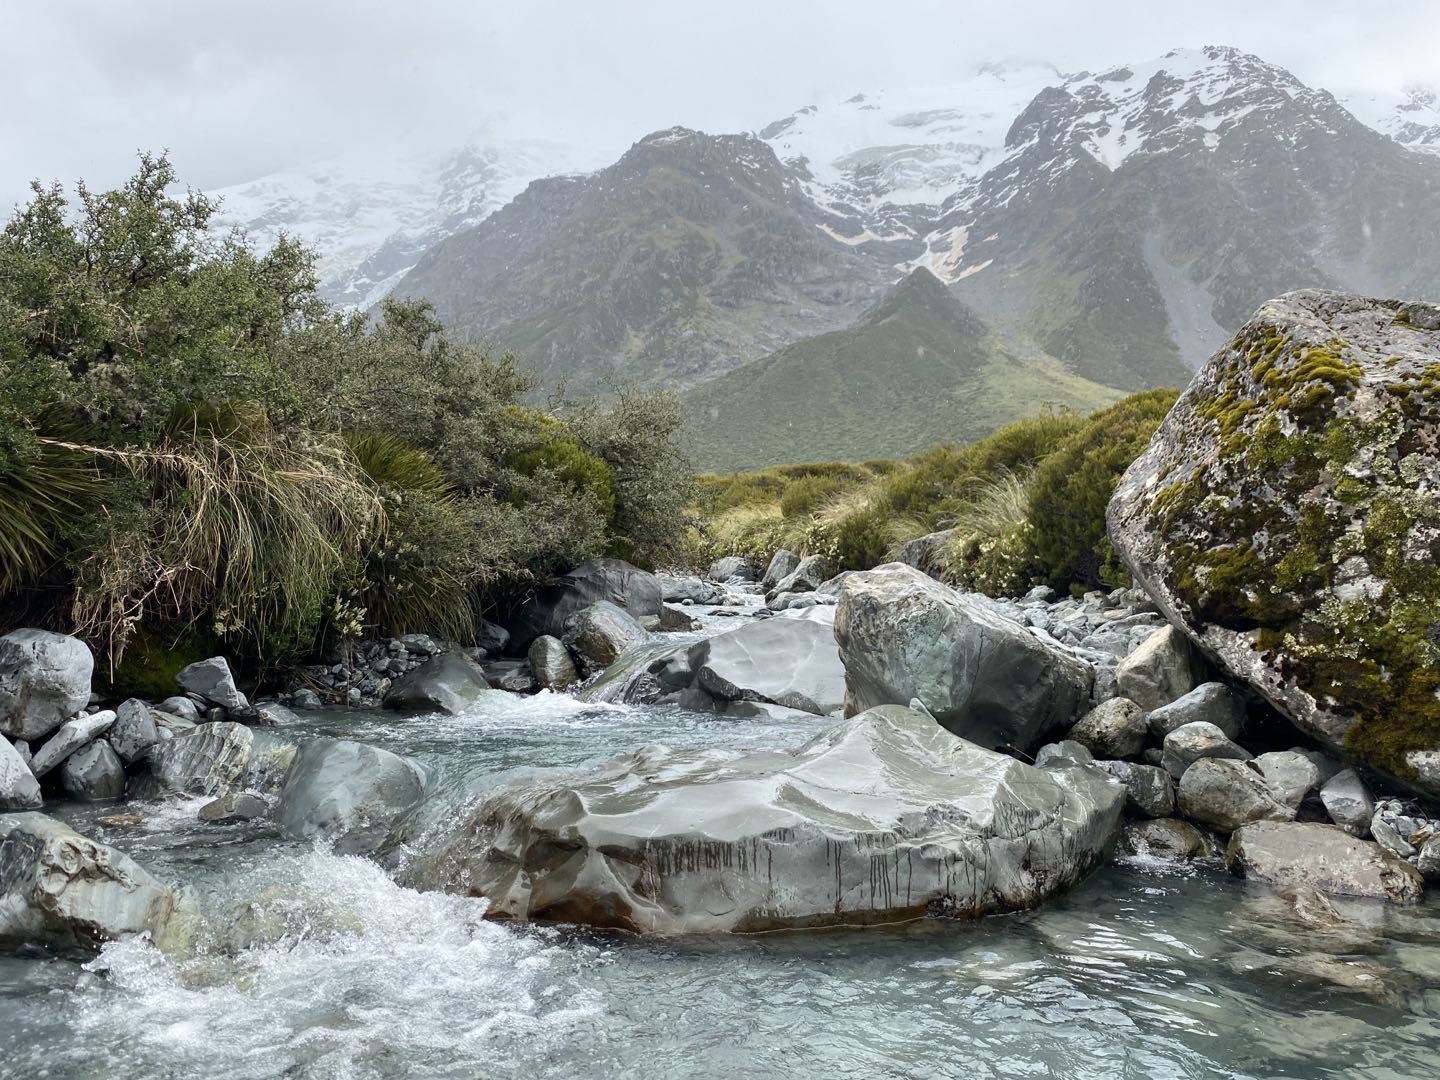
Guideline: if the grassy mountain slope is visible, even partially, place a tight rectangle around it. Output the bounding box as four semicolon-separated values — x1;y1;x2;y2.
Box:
684;269;1122;472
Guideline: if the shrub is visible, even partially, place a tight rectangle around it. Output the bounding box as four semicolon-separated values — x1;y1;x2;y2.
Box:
780;474;844;519
1025;388;1179;591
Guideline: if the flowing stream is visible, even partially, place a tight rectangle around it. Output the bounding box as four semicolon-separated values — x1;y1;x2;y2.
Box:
5;654;1440;1077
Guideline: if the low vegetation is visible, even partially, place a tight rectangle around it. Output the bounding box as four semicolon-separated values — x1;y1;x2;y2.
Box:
689;391;1180;597
0;156;691;687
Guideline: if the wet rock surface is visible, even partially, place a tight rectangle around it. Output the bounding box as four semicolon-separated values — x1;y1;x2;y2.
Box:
384;652;497;716
0;630;94;743
1226;821;1426;904
415;705;1124;933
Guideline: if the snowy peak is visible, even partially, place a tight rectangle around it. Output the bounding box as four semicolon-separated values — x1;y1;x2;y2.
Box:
1344;83;1440;154
211;138;599;309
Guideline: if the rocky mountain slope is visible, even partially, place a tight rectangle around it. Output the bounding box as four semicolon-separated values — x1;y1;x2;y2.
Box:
396;128;890;393
685;268;1119;471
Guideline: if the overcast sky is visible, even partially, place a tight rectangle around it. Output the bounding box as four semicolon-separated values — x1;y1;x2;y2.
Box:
4;0;1438;207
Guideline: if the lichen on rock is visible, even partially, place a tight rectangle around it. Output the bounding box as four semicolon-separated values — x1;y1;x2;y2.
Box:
1108;290;1440;790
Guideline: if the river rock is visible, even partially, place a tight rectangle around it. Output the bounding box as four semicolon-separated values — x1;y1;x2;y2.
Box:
561;601;649;675
835;563;1090;753
159;696;202;723
0;736;41;811
895;529;956;580
0;630;93;742
1107;290;1440;791
1417;836;1440;880
760;549;801;590
199;791;269;824
29;710;116;777
1370;813;1416;858
707;556;757;583
1095;760;1176;818
1161;721;1250;779
691;616;844;715
1114;627;1203;712
1147;682;1246;740
108;699;162;763
139;722;295;798
175;656;248;710
657;604;701;632
274;738;426;855
60;740;125;801
418;705;1124;933
1320;769;1375;837
1250;751;1321;810
766;554;829;600
528;636;578;691
1121;817;1216;860
508;559;663;652
384;651;497;715
1033;740;1094;768
1068;698;1148;760
475;620;510;655
1178;758;1296;832
656;574;723;605
1226;820;1425;903
0;812;190;953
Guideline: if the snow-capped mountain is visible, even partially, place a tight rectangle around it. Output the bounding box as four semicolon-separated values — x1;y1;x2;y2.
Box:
210;138;602;309
1343;83;1440;154
757;61;1065;237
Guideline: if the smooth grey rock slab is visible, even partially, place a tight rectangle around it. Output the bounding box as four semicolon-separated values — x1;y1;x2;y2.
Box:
0;736;41;811
199;791;269;824
275;738;425;854
1227;821;1425;904
528;636;578;691
29;711;116;777
384;652;498;715
414;705;1124;933
1114;627;1203;712
158;696;201;723
1147;682;1245;740
0;812;190;953
691;616;844;715
60;740;125;801
1034;740;1095;768
1250;751;1321;810
175;656;248;710
835;563;1090;753
0;630;93;742
138;722;295;799
1178;758;1295;832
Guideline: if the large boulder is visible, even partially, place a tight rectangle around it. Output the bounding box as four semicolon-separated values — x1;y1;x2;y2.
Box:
895;529;956;580
1320;769;1375;837
655;574;723;606
766;554;829;601
175;656;248;710
1067;698;1147;760
108;699;162;764
835;563;1091;752
507;560;663;652
1108;290;1440;791
707;556;757;583
0;736;41;811
561;601;650;675
1226;820;1425;904
274;739;426;855
0;630;93;742
1160;721;1250;779
0;812;191;953
384;651;497;715
412;705;1124;933
690;617;844;715
1093;760;1175;818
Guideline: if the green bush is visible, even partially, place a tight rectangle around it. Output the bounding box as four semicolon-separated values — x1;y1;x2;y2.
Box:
780;475;843;519
1025;388;1179;591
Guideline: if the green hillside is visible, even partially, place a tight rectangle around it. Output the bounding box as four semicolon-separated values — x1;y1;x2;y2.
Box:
684;268;1122;472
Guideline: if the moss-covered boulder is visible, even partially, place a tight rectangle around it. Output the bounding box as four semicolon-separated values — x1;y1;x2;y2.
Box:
1107;290;1440;792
